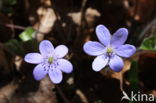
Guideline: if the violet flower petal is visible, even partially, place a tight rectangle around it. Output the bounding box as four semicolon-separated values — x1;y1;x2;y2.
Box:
96;25;111;46
83;41;106;56
39;40;54;56
57;59;73;73
92;55;109;72
111;28;128;47
24;53;43;64
109;55;124;72
48;68;63;84
33;64;47;80
54;45;68;58
115;44;136;58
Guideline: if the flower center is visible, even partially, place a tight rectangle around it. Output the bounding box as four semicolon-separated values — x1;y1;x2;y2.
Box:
106;47;113;54
48;57;54;64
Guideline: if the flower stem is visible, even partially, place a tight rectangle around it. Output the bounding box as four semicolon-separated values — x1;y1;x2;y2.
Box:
119;72;124;91
55;85;71;103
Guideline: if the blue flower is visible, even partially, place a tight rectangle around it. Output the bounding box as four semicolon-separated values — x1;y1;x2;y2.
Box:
83;25;136;72
24;40;73;84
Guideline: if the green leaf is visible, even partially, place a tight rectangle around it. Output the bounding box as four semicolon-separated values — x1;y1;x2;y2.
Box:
4;0;17;5
19;27;36;41
94;100;104;103
0;0;17;13
127;61;139;103
128;61;139;84
140;35;156;50
5;39;24;56
23;40;39;53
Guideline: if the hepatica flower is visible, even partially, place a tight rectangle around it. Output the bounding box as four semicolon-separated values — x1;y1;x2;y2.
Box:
24;40;73;84
83;25;136;72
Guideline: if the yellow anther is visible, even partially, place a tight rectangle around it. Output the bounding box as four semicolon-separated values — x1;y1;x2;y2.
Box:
48;57;53;64
107;47;113;53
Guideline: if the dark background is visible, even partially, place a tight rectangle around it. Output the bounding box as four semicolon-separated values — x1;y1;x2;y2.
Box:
0;0;156;103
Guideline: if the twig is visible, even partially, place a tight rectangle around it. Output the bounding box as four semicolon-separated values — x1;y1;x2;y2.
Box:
73;0;88;49
139;17;156;40
4;23;26;30
1;23;46;34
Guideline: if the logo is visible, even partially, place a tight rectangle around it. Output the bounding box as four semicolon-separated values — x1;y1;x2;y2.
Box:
121;91;155;102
